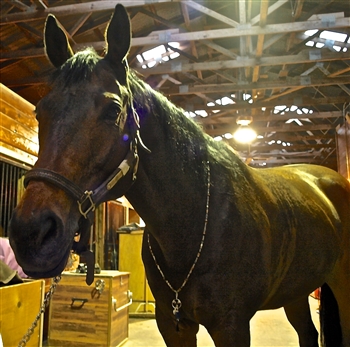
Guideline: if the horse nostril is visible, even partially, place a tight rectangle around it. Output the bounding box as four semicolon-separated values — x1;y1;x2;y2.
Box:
37;211;61;247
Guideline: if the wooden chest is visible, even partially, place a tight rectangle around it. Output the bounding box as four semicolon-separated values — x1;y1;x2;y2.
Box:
0;280;45;347
48;271;130;347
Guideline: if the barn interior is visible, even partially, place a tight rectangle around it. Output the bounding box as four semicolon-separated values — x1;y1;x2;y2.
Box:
0;0;349;346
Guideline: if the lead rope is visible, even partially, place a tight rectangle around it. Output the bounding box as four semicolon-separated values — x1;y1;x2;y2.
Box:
147;161;210;331
18;275;61;347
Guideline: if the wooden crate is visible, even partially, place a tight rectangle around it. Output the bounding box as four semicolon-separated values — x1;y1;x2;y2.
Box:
0;280;45;347
48;271;130;347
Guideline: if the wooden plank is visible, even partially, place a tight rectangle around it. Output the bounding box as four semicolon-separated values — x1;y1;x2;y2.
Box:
251;0;289;25
0;83;35;116
1;110;38;141
137;50;349;75
180;96;350;112
110;274;130;346
336;124;350;180
0;0;175;24
2;16;349;60
205;123;334;137
0;83;38;164
184;0;239;27
0;123;38;156
0;140;37;166
201;111;343;124
162;76;350;95
130;16;350;46
0;280;45;347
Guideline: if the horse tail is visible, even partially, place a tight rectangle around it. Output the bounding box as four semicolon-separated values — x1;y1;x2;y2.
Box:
319;283;342;347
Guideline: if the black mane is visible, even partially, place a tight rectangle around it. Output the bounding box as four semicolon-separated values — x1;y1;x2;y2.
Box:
52;48;101;86
128;71;244;183
50;48;243;183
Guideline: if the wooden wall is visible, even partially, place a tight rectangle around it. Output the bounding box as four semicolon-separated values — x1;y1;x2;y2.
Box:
336;122;350;180
0;83;37;166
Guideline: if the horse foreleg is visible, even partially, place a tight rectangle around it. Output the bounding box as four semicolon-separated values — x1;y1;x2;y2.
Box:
155;306;199;347
283;296;319;347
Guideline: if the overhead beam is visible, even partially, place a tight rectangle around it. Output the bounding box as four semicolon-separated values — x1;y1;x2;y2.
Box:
130;16;350;47
0;0;174;24
247;158;331;165
184;0;239;27
136;50;349;75
162;76;349;95
246;143;336;152
179;96;349;112
1;18;349;61
201;111;343;124
204;123;335;136
250;0;288;25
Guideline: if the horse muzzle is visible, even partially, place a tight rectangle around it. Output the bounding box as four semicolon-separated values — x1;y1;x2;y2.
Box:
9;183;77;278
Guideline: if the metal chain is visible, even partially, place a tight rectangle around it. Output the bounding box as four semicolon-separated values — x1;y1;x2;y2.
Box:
18;275;61;347
147;161;210;322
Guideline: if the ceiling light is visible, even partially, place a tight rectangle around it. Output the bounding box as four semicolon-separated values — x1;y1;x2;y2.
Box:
233;116;257;143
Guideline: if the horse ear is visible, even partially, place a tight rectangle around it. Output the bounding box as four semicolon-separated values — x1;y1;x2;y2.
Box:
105;4;131;65
44;14;73;68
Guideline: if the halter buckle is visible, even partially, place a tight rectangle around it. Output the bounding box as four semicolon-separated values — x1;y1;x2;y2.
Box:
77;190;96;219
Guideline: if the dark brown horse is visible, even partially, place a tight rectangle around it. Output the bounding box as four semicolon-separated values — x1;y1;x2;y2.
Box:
9;5;350;347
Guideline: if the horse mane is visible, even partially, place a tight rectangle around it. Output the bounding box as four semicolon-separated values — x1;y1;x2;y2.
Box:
49;48;246;183
51;48;101;87
128;71;246;183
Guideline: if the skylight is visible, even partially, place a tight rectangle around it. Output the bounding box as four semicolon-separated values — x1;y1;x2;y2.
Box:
320;30;347;42
304;29;348;52
137;42;180;69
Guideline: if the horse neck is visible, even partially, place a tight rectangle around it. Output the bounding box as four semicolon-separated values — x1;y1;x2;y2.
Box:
125;84;209;266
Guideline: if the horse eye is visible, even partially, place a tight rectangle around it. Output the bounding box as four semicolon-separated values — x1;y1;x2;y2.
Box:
104;104;121;122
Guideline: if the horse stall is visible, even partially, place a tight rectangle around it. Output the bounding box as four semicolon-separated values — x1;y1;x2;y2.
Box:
0;83;45;346
0;83;36;236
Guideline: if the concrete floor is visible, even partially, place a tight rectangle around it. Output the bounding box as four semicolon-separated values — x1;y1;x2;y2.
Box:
123;297;320;347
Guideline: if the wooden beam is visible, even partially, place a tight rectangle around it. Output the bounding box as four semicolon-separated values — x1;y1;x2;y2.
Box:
204;123;335;136
184;0;239;27
181;2;202;80
0;0;174;24
135;50;349;75
250;0;288;25
132;16;349;45
2;16;348;60
247;143;336;152
201;111;343;124
179;96;349;112
162;76;349;95
247;158;330;165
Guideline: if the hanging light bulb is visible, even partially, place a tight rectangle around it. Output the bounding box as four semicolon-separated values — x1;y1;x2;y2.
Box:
233;125;257;143
233;116;257;143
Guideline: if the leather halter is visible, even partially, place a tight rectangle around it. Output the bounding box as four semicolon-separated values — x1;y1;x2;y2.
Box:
24;141;139;223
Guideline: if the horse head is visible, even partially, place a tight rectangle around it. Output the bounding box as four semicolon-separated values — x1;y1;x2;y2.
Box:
9;4;136;278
